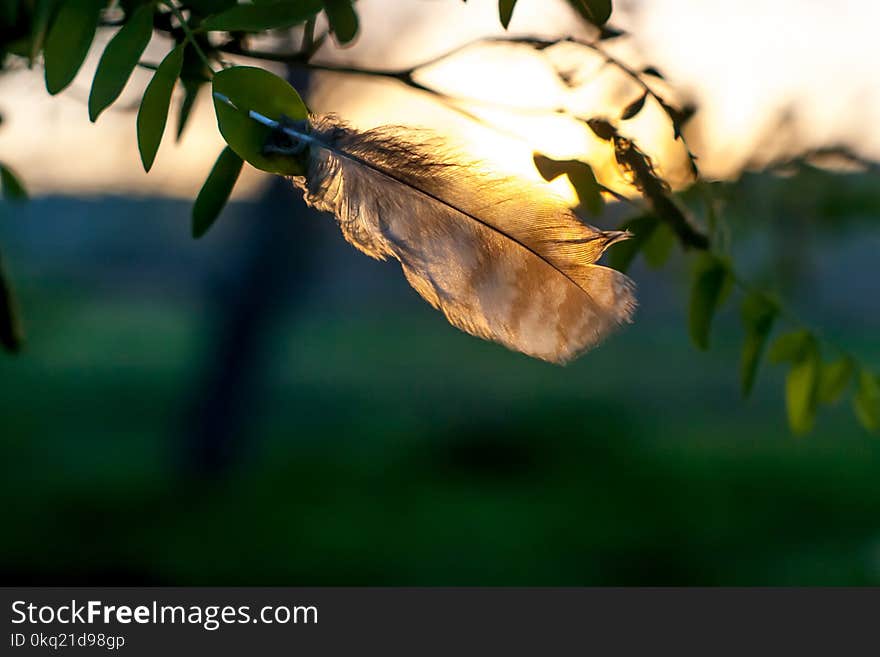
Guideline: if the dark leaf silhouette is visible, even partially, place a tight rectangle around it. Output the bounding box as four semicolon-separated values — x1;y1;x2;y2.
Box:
662;100;697;140
323;0;359;45
201;0;322;32
620;92;647;120
739;292;777;396
43;0;104;94
586;118;616;141
689;253;731;350
641;66;664;79
187;0;237;15
613;135;708;249
0;164;28;201
138;44;185;171
29;0;57;64
598;25;625;40
89;4;154;121
533;154;603;216
192;147;243;238
176;45;211;141
498;0;517;29
568;0;612;26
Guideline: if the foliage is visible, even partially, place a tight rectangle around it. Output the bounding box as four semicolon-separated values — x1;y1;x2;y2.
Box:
0;0;877;436
191;145;243;237
137;43;184;171
212;65;308;174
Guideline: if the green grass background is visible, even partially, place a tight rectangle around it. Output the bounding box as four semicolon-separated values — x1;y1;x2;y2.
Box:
2;183;879;585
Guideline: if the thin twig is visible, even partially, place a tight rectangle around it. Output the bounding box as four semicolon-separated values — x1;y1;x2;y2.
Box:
217;34;702;174
762;145;880;175
161;0;216;76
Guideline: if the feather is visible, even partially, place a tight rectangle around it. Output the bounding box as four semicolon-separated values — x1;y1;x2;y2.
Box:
225;97;636;363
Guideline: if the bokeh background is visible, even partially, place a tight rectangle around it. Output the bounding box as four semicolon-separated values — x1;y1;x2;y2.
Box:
2;0;880;585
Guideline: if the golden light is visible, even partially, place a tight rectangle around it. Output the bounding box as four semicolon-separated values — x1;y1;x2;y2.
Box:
2;0;874;199
310;34;695;211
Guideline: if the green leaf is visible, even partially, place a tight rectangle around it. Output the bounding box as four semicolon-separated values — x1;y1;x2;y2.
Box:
200;0;322;32
768;329;814;364
740;332;766;398
785;346;820;435
212;66;308;175
43;0;104;94
739;293;777;396
533;154;603;216
187;0;236;15
0;253;23;353
688;253;731;350
568;164;603;216
853;369;880;432
177;78;202;140
568;0;612;26
640;221;674;268
1;0;17;25
30;0;59;64
88;3;154;121
176;45;211;141
0;164;28;201
818;356;854;405
323;0;358;44
621;92;647;120
137;44;185;172
192;147;243;238
604;214;657;273
498;0;517;29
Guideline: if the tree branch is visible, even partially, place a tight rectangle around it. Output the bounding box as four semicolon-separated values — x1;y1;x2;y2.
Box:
218;35;707;244
218;33;702;176
161;0;217;75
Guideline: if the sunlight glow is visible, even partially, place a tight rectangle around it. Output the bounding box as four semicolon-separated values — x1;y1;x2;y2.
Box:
1;0;877;197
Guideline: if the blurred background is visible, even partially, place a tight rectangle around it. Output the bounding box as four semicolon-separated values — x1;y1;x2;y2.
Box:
1;0;880;585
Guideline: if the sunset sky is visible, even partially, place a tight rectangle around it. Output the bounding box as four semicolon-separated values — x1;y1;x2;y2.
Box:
0;0;876;198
